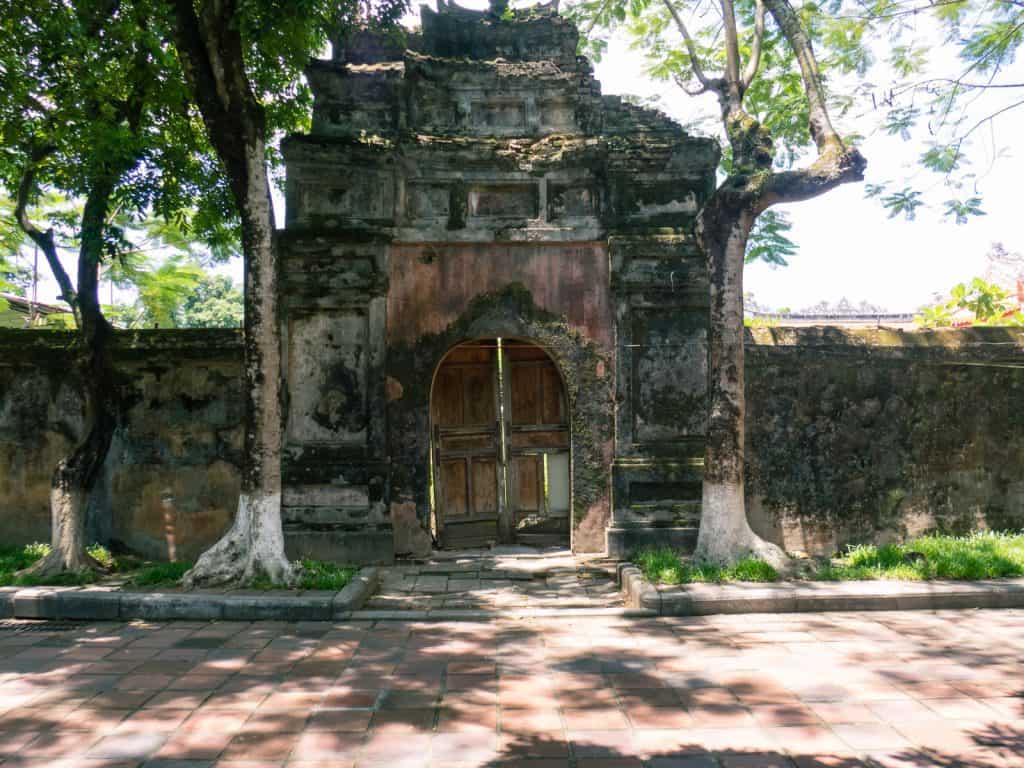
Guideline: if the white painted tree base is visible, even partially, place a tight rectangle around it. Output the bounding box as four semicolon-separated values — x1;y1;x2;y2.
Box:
695;480;789;570
182;492;298;588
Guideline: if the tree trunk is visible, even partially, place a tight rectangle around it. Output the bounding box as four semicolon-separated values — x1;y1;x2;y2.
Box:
171;0;297;588
694;194;787;569
26;326;117;577
181;140;295;588
16;176;118;580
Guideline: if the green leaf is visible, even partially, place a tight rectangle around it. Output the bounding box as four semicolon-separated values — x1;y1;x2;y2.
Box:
746;210;798;267
881;188;924;220
942;197;985;225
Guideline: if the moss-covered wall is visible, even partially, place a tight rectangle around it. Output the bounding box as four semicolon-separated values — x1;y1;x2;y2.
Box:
745;327;1024;554
3;326;1021;562
0;329;243;561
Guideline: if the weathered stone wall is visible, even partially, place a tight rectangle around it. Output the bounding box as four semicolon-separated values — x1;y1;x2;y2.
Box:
1;327;1021;560
0;330;243;561
746;327;1024;555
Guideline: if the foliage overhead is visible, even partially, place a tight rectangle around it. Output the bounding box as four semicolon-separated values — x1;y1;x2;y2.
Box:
567;0;1022;263
0;0;238;321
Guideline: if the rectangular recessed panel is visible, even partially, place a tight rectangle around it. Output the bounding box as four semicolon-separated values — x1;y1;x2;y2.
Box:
515;455;540;512
541;366;565;424
462;365;495;425
509;430;569;450
407;183;450;219
433;368;463;427
471;100;526;129
547;453;570;514
632;309;708;442
287;311;368;445
441;459;468;518
441;434;496;454
283;485;369;508
467;185;538;218
471;459;499;516
510;365;541;425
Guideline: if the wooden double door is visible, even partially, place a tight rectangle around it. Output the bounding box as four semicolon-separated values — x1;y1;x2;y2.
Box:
430;339;570;548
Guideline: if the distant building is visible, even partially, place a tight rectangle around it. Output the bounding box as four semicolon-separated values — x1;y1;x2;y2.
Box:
0;292;71;328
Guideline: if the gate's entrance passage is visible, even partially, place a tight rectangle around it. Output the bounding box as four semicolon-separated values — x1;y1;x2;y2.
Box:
430;339;570;548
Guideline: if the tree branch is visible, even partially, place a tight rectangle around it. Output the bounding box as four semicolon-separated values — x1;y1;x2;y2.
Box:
741;0;765;92
764;0;844;154
662;0;717;92
720;0;742;92
14;147;79;324
755;147;867;212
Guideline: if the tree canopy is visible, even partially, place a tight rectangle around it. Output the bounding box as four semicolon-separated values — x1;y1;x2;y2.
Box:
571;0;1023;264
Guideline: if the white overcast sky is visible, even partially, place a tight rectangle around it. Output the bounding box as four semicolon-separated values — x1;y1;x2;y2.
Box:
579;8;1024;312
23;1;1024;313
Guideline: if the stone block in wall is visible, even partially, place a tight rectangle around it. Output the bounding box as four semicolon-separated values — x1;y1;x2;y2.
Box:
307;60;403;138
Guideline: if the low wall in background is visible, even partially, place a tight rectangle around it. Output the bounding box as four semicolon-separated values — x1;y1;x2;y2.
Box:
746;327;1024;554
1;326;1021;560
0;330;243;561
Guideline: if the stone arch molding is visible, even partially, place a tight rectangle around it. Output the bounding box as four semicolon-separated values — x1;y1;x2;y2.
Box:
386;284;614;554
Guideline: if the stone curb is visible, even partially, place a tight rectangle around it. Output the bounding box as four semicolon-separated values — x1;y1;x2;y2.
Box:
333;567;378;616
617;564;1024;615
343;607;658;621
0;566;380;622
616;562;662;613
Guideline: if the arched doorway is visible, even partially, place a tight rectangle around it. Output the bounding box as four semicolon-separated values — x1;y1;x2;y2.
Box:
429;338;571;549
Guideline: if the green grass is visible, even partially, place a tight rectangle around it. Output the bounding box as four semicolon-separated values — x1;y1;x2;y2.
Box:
813;531;1024;581
635;546;779;585
636;532;1024;586
0;543;49;585
0;542;357;591
131;560;193;587
297;559;357;591
0;542;105;586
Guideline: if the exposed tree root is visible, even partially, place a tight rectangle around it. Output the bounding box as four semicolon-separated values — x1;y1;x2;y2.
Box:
182;492;298;589
695;479;790;571
15;550;107;581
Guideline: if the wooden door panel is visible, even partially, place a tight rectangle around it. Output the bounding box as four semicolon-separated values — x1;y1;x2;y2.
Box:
509;430;570;450
433;368;464;426
462;365;495;425
541;366;565;423
506;349;570;543
471;459;499;515
513;455;541;512
510;365;541;425
433;340;570;548
440;459;468;518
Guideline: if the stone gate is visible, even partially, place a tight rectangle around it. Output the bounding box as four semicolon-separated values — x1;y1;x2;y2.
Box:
277;1;719;562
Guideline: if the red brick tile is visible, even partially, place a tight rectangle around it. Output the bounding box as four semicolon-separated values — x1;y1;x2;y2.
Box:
623;704;693;730
305;708;373;732
221;731;300;760
561;708;630;731
369;707;436;733
430;731;497;763
290;731;363;761
157;728;235;759
832;723;911;751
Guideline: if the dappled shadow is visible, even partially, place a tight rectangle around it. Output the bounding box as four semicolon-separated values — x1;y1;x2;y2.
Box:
0;609;1021;766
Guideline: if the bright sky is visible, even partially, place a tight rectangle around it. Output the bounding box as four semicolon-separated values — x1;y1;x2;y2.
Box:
580;12;1024;313
22;1;1024;314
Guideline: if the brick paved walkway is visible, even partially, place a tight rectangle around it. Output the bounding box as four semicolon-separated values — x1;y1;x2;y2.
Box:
368;548;622;613
0;610;1022;767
